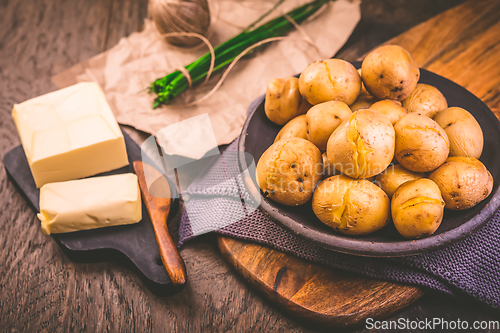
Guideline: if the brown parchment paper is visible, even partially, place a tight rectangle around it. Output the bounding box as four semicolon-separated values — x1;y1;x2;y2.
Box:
52;0;360;159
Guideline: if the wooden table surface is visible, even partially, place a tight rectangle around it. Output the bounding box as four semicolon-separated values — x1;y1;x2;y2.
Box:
1;0;499;332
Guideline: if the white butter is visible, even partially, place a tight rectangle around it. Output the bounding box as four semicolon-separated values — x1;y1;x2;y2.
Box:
38;173;142;235
12;82;129;187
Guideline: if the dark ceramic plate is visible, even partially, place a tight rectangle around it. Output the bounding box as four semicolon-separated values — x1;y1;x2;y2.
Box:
238;62;500;257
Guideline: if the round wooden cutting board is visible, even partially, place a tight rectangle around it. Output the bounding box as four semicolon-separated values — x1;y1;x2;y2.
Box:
218;236;423;327
217;0;500;327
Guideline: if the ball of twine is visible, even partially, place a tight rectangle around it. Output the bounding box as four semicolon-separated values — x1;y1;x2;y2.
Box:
149;0;211;48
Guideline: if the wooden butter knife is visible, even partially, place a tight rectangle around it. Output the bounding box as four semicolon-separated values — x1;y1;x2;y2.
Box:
133;161;186;286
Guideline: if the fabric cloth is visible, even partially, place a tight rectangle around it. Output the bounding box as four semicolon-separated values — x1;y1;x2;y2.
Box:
179;140;500;310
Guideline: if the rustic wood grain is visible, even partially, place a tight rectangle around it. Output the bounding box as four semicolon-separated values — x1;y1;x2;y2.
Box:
1;0;498;332
218;237;423;327
105;0;149;50
335;0;468;61
134;161;187;286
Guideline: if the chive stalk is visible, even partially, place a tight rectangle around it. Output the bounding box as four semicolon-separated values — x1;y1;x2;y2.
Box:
150;0;330;108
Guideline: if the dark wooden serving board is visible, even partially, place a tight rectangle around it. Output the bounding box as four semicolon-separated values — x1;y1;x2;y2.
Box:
218;0;500;327
3;129;182;296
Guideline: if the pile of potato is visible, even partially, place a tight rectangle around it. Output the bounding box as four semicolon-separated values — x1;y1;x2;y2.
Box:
256;45;493;240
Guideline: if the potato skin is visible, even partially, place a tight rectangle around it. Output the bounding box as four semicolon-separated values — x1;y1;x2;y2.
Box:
256;138;322;206
361;45;420;101
357;68;371;96
429;157;493;210
402;83;448;118
306;101;352;150
322;152;338;178
391;179;445;239
299;59;361;106
327;110;395;178
265;77;311;125
394;113;449;172
375;164;425;198
274;115;308;143
369;99;407;125
350;95;378;112
312;175;390;235
433;107;483;158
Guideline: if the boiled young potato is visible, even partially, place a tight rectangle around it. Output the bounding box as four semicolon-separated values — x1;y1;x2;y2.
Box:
402;83;448;118
369;99;407;125
256;138;322;206
327;110;395;178
312;175;390;235
374;164;425;198
306;101;352;150
350;94;378;112
394;113;449;172
433;107;484;158
391;178;445;239
299;59;361;106
429;157;493;210
274;115;308;143
265;77;311;125
361;45;420;101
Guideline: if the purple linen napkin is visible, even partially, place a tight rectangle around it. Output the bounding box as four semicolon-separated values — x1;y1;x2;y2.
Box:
179;140;500;310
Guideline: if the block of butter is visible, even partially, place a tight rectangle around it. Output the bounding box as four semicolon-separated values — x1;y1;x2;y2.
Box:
37;173;142;235
12;82;129;188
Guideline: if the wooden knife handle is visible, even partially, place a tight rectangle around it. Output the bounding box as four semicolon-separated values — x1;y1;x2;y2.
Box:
133;161;186;286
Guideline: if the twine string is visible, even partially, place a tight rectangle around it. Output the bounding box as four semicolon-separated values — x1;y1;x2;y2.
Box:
282;13;321;56
183;36;287;106
148;0;211;47
175;66;193;88
142;1;326;107
138;31;215;90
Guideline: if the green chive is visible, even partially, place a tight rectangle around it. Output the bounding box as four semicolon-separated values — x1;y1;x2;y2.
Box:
150;0;330;108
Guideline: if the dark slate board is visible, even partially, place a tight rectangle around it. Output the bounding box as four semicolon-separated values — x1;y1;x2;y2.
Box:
3;129;183;296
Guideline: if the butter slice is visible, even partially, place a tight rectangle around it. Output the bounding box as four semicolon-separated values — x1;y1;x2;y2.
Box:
37;173;142;235
12;82;129;187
